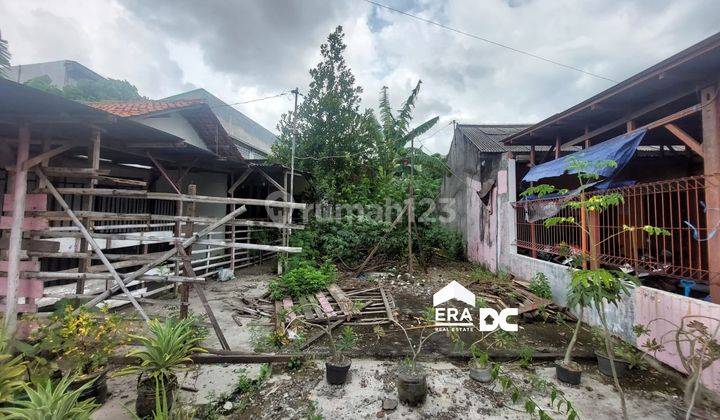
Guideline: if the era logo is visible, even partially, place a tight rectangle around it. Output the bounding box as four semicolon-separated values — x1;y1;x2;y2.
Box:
478;308;519;332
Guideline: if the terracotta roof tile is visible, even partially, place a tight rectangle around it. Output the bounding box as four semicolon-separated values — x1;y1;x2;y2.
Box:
86;99;205;117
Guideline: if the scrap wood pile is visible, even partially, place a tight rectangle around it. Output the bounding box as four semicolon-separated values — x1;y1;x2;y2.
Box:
236;283;397;349
470;278;576;322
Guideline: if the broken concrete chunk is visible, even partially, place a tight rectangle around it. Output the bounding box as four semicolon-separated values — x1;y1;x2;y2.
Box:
382;398;398;411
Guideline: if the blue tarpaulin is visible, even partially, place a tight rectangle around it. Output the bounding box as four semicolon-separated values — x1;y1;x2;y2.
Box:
522;128;647;183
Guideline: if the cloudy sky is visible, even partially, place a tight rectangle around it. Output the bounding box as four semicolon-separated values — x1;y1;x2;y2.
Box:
2;0;719;154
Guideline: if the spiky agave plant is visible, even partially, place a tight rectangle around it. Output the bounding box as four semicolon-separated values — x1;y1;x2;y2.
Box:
1;374;98;420
116;316;207;383
0;325;26;403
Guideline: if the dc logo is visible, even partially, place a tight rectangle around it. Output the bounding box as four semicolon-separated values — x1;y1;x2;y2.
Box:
478;308;519;332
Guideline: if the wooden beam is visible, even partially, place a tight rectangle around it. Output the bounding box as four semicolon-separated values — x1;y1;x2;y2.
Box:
43;188;306;210
255;166;286;194
78;128;100;296
563;94;701;148
35;168;150;322
554;137;561;159
82;204;248;309
148;153;181;195
21;144;73;171
228;167;253;194
4;123;30;336
664;123;704;158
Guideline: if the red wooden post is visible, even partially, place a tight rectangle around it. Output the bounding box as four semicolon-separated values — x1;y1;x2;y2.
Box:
701;85;720;303
4;123;30;336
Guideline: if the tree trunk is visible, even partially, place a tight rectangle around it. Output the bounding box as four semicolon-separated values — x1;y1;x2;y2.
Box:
599;308;627;420
563;306;584;366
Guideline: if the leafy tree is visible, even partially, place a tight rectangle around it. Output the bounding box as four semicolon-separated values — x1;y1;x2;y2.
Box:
272;26;377;203
0;29;10;79
23;75;143;101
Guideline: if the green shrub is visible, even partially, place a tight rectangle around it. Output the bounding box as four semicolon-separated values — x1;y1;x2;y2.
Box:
529;272;553;300
269;258;337;300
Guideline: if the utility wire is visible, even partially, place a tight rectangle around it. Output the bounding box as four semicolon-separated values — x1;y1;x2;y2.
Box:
363;0;617;83
208;92;289;110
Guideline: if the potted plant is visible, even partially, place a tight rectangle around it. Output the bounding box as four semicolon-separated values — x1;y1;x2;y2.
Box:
390;308;443;406
1;373;98;419
32;304;127;404
555;269;594;385
589;327;633;378
324;326;357;385
116;316;206;418
468;344;491;383
285;310;358;385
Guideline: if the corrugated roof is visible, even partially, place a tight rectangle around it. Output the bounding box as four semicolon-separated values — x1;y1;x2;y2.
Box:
86;99;205;117
458;124;537;152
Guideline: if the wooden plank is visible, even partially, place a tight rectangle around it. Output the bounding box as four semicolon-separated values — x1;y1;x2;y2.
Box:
282;298;297;323
326;283;355;317
176;243;230;351
0;260;39;272
3;194;47;212
0;278;43;298
379;286;396;322
21;144;73;171
306;294;325;319
298;295;315;320
315;292;337;317
0;216;48;231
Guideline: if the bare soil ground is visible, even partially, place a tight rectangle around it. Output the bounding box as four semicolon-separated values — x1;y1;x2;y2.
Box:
93;261;720;419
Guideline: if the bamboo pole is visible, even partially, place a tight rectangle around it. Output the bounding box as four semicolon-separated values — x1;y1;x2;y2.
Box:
4;123;30;336
35;168;150;322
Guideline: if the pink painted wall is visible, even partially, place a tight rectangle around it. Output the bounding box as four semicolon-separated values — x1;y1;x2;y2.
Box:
466;177;498;272
634;287;720;394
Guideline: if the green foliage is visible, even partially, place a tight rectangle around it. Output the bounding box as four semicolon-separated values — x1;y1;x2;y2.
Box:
336;326;357;353
23;75;143;101
529;272;552;300
568;268;636;310
544;216;575;227
306;401;323;420
33;304;127;375
287;356;304;371
1;374;98;419
520;184;568;198
234;364;271;395
490;363;577;420
519;346;535;368
269;258;337;300
0;327;26;404
116;316;207;383
469;343;489;367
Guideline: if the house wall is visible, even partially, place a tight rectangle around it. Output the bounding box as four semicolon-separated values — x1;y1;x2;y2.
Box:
439;132;501;270
495;158;720;396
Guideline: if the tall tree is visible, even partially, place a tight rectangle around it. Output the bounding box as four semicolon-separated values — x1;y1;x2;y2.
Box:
0;29;10;79
375;81;441;179
272;26;377;203
23;76;143;101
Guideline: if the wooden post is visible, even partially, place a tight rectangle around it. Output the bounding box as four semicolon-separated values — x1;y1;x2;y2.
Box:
4;123;30;336
584;127;591;149
179;184;196;318
529;145;536;166
555;136;561;159
78;128;100;295
229;174;236;272
701;84;720;303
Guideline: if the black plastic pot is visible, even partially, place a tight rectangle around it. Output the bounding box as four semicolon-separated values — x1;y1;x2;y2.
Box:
396;366;427;406
595;351;630;378
136;374;178;419
555;361;582;385
325;357;351;385
69;369;108;404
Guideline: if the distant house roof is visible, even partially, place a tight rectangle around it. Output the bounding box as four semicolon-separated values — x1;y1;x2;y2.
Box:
87;99;243;160
86;99;205;117
162;88;277;156
457;124;538;153
8;60;105;87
